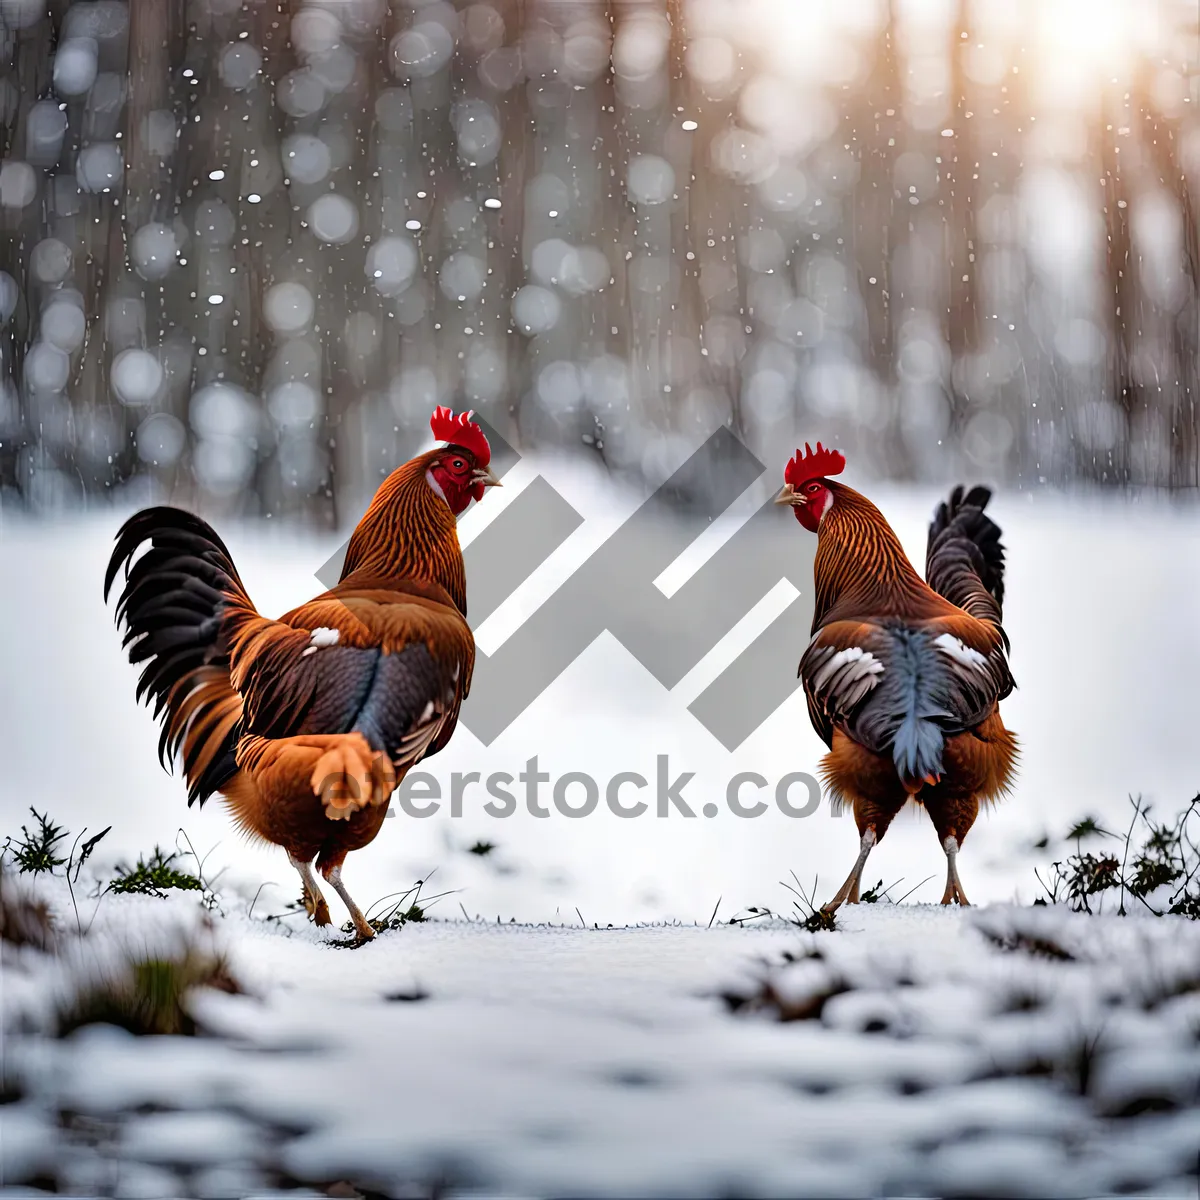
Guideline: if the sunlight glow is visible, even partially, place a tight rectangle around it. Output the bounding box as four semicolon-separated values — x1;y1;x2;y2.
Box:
1036;0;1134;78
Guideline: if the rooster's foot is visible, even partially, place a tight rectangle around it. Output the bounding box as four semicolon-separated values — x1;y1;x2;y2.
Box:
822;828;877;914
323;863;376;941
304;888;332;926
289;853;333;927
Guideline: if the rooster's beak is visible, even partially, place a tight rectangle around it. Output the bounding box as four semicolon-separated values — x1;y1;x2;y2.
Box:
471;466;503;489
774;483;804;506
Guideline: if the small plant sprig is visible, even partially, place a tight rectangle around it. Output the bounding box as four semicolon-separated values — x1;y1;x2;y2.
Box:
325;872;457;945
3;808;69;875
173;830;225;914
1;809;114;936
108;847;203;897
859;877;921;904
365;875;445;928
64;824;111;935
781;873;838;932
1036;794;1200;917
730;873;838;932
730;871;931;930
70;827;112;885
0;810;229;937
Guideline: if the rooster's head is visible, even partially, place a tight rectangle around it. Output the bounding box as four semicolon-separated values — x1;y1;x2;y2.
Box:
776;442;845;532
424;407;502;514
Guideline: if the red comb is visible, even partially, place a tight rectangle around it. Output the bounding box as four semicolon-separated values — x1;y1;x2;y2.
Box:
784;442;846;486
430;406;491;467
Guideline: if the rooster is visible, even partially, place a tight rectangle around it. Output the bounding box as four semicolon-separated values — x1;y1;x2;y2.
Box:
104;407;500;939
776;443;1017;911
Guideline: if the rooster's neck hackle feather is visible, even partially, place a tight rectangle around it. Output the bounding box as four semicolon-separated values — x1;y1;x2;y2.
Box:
340;452;467;614
813;482;935;631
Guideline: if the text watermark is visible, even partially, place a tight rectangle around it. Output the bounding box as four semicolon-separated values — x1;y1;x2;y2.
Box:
385;756;824;820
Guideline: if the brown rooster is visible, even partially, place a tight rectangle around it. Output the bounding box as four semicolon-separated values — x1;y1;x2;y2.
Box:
776;443;1017;912
105;407;500;939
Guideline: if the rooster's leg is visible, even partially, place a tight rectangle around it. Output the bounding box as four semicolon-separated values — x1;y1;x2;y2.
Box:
288;853;332;926
324;864;376;941
939;836;970;906
822;828;876;914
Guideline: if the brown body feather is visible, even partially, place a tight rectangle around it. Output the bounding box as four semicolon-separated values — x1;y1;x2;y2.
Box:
107;444;485;937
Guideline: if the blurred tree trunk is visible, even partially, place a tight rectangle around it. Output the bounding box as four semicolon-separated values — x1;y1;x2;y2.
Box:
1135;68;1200;488
1102;96;1141;485
943;0;978;371
0;13;53;495
849;0;909;476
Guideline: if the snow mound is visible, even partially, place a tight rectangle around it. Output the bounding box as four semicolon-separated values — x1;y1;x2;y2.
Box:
2;884;1199;1198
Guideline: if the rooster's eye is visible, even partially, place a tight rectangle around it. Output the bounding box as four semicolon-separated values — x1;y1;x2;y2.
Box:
451;458;465;470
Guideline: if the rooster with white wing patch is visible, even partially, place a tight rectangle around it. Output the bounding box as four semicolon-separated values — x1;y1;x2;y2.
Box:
776;443;1018;912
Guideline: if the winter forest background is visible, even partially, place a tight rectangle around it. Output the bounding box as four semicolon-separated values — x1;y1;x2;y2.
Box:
0;0;1197;527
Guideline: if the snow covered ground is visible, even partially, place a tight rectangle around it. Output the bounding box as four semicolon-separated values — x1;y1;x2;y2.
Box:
2;879;1199;1198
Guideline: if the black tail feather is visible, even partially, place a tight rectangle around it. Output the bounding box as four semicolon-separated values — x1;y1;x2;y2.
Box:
926;484;1007;625
105;506;250;806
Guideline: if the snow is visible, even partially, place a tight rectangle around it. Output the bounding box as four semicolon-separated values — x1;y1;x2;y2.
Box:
2;885;1198;1197
438;252;488;303
217;41;261;91
512;285;561;334
626;154;676;205
75;142;123;193
38;298;86;354
51;38;98;97
130;223;177;282
306;193;358;245
119;1111;260;1168
262;283;315;336
111;349;164;408
0;274;17;325
280;133;331;186
366;236;418;295
22;343;70;394
28;239;71;286
0;162;35;211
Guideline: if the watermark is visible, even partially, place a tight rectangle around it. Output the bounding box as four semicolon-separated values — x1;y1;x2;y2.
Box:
319;421;816;752
383;757;824;820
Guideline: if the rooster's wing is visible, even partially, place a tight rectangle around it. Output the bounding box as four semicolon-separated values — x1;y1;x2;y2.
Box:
799;617;1012;785
231;583;474;776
